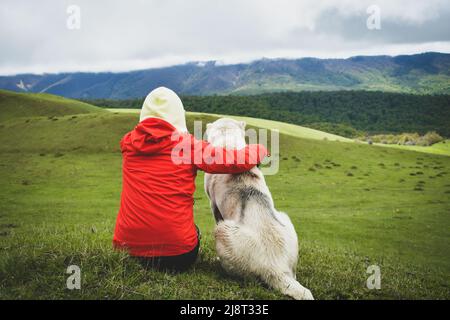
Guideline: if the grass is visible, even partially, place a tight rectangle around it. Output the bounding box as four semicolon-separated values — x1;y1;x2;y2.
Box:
375;140;450;156
0;91;449;299
0;89;104;123
109;108;353;142
109;108;450;156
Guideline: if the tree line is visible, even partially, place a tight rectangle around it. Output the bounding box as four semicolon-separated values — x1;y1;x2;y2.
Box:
84;91;450;138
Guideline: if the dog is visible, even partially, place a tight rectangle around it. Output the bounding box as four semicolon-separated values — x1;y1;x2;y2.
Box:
204;118;313;300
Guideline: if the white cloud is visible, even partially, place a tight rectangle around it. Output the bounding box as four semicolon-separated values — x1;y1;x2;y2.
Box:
0;0;449;75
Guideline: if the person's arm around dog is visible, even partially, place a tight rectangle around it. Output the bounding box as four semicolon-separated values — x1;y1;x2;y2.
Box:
191;137;267;174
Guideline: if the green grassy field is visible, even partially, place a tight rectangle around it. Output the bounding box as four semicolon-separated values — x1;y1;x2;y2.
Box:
0;90;105;123
0;91;449;299
109;108;353;142
110;108;450;156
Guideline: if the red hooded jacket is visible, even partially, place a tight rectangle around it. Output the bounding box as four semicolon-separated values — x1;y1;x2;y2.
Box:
113;118;268;257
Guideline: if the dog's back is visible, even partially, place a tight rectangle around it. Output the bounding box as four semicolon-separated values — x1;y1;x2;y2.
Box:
205;165;313;300
204;118;313;300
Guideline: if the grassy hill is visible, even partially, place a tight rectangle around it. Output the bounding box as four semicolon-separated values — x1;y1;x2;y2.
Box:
0;89;103;123
110;108;353;143
111;108;450;156
0;91;449;299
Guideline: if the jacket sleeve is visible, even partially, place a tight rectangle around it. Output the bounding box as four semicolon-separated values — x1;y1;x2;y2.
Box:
192;138;268;174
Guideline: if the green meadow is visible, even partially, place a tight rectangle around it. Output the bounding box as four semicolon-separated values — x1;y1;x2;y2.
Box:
0;90;449;299
110;108;450;156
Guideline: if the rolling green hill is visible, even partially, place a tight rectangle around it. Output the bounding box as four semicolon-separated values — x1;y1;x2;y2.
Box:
110;108;450;156
0;91;449;299
109;108;353;143
0;89;104;123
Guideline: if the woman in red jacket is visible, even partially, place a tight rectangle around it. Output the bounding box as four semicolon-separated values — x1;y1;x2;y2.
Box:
113;87;267;272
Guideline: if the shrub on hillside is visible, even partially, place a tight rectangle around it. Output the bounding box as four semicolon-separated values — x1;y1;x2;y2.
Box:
421;131;444;146
360;131;443;146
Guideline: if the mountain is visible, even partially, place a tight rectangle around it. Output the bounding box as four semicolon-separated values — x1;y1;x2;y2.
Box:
0;52;449;98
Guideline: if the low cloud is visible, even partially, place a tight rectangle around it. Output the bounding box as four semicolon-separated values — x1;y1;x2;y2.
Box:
1;0;449;75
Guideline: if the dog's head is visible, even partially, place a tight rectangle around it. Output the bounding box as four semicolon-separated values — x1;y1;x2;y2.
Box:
205;118;246;148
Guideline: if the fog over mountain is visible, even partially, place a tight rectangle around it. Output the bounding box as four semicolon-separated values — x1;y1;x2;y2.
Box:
0;52;449;98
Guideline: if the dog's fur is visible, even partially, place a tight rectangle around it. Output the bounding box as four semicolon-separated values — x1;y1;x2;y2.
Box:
204;118;313;300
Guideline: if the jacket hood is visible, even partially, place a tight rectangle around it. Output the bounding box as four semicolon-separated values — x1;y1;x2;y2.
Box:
140;87;188;133
125;117;181;154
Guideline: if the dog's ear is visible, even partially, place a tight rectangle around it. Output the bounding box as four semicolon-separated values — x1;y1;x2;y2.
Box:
239;121;246;129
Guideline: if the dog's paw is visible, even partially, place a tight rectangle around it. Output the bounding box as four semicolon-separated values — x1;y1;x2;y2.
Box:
301;288;314;300
291;287;314;300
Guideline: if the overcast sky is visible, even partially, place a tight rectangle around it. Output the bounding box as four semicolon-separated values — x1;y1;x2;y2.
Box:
1;0;449;75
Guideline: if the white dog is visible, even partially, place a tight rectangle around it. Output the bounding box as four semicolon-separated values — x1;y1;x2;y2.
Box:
204;118;313;300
